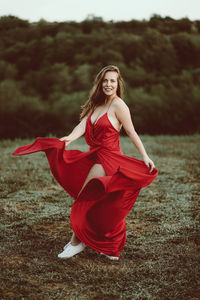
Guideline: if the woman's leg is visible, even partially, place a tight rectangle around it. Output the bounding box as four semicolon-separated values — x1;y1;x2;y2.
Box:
71;163;106;245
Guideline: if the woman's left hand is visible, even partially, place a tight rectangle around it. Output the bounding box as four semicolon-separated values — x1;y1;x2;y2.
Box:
143;156;155;173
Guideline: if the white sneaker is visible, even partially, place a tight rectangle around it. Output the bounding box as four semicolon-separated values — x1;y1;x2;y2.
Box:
100;253;119;261
58;242;86;259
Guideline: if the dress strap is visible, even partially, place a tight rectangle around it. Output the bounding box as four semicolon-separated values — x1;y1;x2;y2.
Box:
107;99;113;114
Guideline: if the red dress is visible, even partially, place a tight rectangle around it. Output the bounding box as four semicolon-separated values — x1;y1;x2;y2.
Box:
13;112;158;257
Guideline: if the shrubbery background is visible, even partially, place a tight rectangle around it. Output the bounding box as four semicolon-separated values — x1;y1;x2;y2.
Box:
0;15;200;138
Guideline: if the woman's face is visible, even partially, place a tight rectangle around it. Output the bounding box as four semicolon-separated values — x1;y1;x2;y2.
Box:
102;71;118;97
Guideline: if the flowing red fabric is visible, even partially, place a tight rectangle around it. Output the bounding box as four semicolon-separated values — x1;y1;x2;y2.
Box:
13;113;158;257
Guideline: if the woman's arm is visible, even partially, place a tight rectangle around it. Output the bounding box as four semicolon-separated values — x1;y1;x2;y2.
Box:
114;99;155;172
60;117;87;146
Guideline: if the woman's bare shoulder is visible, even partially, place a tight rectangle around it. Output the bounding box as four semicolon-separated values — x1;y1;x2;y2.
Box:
112;97;129;111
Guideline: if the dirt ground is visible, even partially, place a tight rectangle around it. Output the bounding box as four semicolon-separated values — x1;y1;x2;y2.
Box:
0;135;200;299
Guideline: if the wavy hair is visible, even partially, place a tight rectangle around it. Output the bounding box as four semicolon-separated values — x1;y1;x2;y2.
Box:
80;65;124;120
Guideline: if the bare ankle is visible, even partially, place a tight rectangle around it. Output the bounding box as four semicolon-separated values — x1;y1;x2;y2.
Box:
71;239;80;246
71;235;80;246
70;241;78;246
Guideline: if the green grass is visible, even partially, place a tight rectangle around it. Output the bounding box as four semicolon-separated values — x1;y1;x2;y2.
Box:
0;135;200;300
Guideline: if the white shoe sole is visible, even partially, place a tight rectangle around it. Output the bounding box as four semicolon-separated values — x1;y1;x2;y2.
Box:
100;252;119;260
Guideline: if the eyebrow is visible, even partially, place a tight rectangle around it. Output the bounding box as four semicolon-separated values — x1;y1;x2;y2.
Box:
103;78;116;80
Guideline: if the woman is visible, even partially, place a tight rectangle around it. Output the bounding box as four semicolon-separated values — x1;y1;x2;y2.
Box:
13;65;158;261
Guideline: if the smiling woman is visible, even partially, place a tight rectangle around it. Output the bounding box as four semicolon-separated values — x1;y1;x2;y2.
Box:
102;71;118;96
13;65;158;261
79;66;124;133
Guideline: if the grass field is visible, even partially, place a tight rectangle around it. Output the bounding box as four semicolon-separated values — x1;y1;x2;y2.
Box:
0;135;200;300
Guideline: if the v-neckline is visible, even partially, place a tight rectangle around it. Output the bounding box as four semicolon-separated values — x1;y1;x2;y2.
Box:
90;112;107;127
89;111;120;133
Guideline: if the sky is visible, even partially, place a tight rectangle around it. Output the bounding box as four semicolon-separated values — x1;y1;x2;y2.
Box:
0;0;200;22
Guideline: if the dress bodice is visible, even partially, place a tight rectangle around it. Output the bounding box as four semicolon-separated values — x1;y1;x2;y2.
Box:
84;113;121;152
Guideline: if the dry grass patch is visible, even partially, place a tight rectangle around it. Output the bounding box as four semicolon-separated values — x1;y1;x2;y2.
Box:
0;135;199;299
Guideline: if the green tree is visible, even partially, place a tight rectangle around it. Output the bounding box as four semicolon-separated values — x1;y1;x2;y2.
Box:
141;29;178;74
171;33;200;69
0;60;17;80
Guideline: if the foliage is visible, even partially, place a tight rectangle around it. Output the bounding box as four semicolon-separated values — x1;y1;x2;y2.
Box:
0;15;200;138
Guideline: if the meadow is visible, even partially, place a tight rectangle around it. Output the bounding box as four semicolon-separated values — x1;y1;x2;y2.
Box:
0;135;200;300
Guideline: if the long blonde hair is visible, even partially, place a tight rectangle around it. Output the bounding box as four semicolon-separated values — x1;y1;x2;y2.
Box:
80;65;124;120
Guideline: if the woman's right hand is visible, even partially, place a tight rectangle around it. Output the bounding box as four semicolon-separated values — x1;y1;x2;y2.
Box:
59;136;72;146
59;119;87;147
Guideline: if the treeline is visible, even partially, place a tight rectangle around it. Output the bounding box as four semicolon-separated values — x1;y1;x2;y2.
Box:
0;15;200;138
